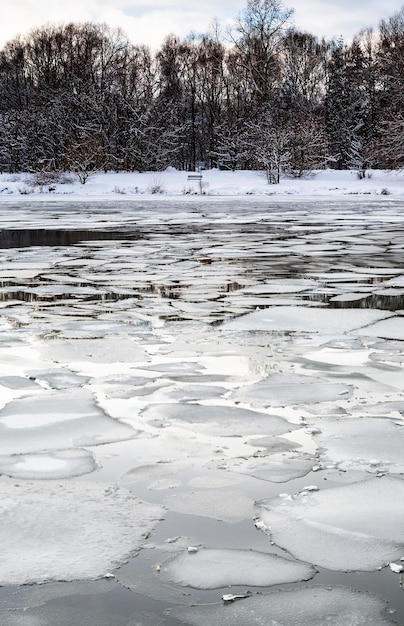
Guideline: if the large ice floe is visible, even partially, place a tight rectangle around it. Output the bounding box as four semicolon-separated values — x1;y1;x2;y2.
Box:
170;586;398;625
231;372;352;408
314;417;404;473
159;548;315;588
0;448;96;479
223;306;392;334
141;402;296;436
0;388;137;455
255;476;404;571
0;481;164;585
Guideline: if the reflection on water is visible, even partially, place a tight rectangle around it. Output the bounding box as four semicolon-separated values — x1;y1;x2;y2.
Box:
0;207;403;315
305;291;404;311
0;228;142;248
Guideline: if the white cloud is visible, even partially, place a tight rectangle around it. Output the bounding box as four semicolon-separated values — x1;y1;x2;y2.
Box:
0;0;402;49
292;0;403;40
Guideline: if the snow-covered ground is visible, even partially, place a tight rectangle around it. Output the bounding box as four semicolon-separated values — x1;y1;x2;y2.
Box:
1;167;404;198
0;188;403;624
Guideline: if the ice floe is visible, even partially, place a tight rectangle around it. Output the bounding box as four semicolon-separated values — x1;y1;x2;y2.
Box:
315;417;404;473
140;403;295;436
218;453;315;483
223;306;392;334
0;481;164;585
0;388;137;454
255;476;404;571
160;548;315;588
0;448;96;479
164;488;256;523
232;373;351;408
0;579;165;625
354;316;404;340
240;279;316;294
170;586;398;625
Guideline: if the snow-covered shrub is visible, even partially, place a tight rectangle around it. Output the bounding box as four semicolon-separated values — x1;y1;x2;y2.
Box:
147;175;165;194
182;186;197;195
18;185;34;194
26;171;74;187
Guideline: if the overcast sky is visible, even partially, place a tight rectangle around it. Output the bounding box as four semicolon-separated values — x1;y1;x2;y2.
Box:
1;0;403;49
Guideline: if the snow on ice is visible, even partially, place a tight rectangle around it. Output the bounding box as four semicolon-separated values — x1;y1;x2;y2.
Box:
0;481;164;585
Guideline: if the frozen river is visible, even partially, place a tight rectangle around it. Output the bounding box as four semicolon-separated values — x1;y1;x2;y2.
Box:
0;197;404;625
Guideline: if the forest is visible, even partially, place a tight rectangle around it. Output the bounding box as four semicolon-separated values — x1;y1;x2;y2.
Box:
0;0;403;181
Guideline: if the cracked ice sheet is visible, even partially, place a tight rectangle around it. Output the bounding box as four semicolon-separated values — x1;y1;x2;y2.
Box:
160;548;315;589
170;586;397;626
354;316;404;340
0;481;164;585
255;476;404;571
223;306;392;334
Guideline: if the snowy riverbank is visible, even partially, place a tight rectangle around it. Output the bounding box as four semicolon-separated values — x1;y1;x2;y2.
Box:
1;167;404;199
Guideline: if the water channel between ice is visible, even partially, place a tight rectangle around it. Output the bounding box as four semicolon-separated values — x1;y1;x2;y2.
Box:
0;197;404;625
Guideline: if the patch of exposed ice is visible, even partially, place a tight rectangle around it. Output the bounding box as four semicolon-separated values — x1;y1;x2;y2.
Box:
0;388;137;454
0;343;47;375
0;603;163;626
245;435;301;453
354;316;404;340
0;375;39;390
241;279;316;294
0;481;164;585
148;383;228;403
232;373;351;407
303;347;370;367
119;461;190;484
315;417;404;473
28;369;89;389
160;548;315;589
366;369;404;390
218;453;314;483
0;449;96;479
164;489;255;523
170;586;397;625
187;472;245;489
353;400;404;417
40;336;147;364
255;476;404;571
329;292;372;302
140;403;295;436
148;478;182;491
0;578;165;625
0;579;114;611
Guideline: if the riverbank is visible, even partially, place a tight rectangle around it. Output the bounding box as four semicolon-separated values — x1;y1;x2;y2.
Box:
1;168;403;199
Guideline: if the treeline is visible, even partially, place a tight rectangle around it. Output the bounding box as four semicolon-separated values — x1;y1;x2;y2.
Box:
0;0;403;180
